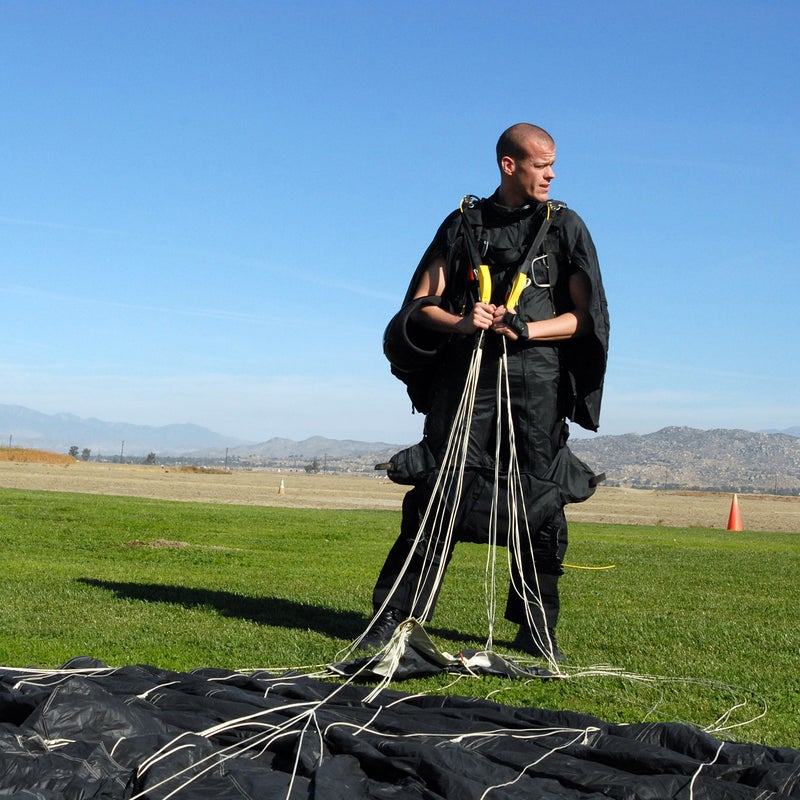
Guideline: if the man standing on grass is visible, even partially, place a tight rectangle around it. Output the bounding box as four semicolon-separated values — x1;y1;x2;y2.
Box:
364;123;609;661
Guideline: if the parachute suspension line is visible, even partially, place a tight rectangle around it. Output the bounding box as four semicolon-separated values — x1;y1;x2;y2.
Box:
134;627;423;800
498;346;544;660
362;228;492;638
508;491;560;670
496;341;562;671
688;740;726;800
482;341;506;652
131;703;319;800
476;727;592;800
411;331;486;623
403;237;492;626
349;330;489;659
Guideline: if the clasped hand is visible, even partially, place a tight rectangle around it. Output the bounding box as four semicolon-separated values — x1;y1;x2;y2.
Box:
464;302;525;340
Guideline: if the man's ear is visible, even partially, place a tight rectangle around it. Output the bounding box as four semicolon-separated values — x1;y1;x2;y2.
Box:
500;155;516;176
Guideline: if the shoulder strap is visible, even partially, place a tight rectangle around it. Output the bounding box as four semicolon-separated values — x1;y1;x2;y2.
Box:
505;201;564;311
455;195;486;275
519;200;564;277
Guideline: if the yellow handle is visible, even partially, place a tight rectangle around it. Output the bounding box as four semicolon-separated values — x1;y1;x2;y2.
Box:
506;272;527;312
476;264;492;303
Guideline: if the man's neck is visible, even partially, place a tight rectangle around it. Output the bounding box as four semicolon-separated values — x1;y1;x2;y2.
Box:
494;185;539;210
491;187;540;212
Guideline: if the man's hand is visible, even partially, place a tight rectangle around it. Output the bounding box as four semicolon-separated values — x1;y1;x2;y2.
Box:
414;300;496;335
456;301;495;333
492;306;528;340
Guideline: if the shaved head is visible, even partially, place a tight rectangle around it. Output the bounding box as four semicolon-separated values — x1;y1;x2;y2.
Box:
496;123;555;167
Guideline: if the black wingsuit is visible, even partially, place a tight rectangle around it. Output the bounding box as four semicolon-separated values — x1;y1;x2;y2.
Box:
375;194;609;641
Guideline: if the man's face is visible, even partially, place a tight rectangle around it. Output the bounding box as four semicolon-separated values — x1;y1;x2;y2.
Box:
503;138;556;204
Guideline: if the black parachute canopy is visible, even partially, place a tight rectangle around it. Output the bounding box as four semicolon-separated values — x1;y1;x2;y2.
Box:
1;658;799;799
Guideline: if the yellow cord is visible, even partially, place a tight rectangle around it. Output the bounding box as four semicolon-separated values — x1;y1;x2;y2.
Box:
562;563;616;570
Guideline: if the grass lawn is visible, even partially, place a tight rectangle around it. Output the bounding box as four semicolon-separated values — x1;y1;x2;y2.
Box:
1;487;797;749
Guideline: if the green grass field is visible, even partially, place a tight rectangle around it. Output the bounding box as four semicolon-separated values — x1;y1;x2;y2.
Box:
1;487;797;749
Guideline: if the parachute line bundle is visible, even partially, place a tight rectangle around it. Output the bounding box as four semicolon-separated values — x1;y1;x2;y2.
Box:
350;333;562;672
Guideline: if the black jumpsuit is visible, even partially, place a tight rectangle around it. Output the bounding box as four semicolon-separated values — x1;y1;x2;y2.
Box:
373;195;609;633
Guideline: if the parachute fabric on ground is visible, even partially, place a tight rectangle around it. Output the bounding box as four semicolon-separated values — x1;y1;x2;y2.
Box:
2;658;800;799
328;619;553;682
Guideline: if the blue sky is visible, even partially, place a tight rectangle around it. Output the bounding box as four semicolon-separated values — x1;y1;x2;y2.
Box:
2;0;798;445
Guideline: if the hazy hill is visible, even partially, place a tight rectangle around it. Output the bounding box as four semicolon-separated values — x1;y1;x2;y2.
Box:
0;404;244;457
221;427;800;493
227;436;401;460
2;405;798;492
762;425;800;437
570;426;800;493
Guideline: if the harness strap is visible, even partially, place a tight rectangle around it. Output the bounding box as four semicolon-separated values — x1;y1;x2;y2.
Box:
457;195;488;282
506;201;562;312
459;197;564;312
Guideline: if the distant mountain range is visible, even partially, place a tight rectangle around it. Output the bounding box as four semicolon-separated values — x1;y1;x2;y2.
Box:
1;405;798;493
569;426;800;493
0;404;244;457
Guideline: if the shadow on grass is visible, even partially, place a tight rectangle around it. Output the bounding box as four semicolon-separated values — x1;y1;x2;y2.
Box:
423;624;489;652
77;578;368;640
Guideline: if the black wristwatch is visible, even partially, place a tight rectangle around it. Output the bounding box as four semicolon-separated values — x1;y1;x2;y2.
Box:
503;312;529;339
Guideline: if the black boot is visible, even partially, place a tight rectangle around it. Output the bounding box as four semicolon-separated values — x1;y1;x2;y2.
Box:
510;572;564;661
512;625;564;661
357;608;407;652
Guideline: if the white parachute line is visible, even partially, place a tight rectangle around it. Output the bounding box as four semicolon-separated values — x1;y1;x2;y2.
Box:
135;680;183;701
285;710;324;799
495;348;538;624
132;652;398;799
687;740;726;800
343;704;386;737
344;337;486;657
134;703;308;778
482;344;507;651
544;667;770;734
705;696;769;734
363;621;416;703
380;338;484;626
322;719;598;745
11;665;119;691
494;341;563;671
383;672;469;705
232;666;332;680
477;727;593;800
195;701;314;741
412;343;483;622
131;724;302;799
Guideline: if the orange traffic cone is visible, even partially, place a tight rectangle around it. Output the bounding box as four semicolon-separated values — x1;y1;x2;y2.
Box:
726;493;743;531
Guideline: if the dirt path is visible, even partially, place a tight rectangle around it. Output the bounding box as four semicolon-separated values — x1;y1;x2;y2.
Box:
1;460;798;532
